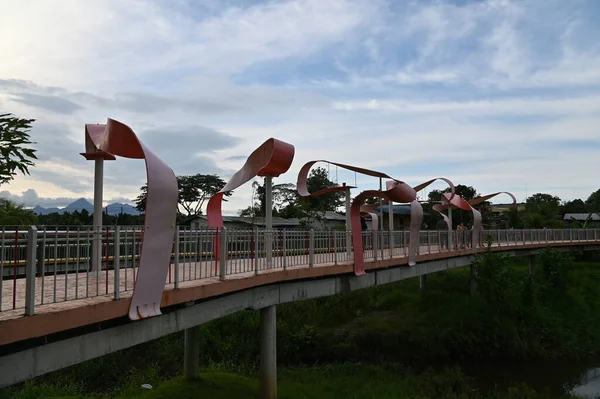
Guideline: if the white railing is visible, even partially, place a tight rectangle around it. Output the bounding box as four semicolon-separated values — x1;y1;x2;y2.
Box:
0;227;598;315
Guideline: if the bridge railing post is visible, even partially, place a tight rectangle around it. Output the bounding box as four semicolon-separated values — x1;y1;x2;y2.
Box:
309;229;315;267
173;229;180;289
219;228;228;281
113;227;120;300
282;230;287;270
25;226;38;316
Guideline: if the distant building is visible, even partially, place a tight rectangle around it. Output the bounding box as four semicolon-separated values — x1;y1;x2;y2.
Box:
563;213;600;222
189;211;347;230
367;205;430;230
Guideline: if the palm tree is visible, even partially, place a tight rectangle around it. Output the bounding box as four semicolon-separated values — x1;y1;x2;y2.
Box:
0;198;38;226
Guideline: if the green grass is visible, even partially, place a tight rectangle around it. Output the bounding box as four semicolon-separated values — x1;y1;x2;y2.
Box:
5;365;583;399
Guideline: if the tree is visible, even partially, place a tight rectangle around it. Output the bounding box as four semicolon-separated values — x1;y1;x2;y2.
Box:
427;184;479;228
561;199;587;216
587;189;600;213
297;167;344;214
238;180;297;218
427;184;478;203
0;198;38;225
134;173;232;217
524;193;562;228
0;113;38;186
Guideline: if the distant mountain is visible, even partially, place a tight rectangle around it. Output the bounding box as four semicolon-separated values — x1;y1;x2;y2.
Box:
32;198;141;216
63;198;94;213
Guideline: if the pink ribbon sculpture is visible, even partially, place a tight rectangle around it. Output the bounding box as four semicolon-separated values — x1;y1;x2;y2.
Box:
82;119;178;320
297;161;422;275
207;138;295;260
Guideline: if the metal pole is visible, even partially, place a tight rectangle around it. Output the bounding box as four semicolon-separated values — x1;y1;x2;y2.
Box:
92;157;104;273
25;226;38;316
260;304;277;399
113;227;120;300
448;207;454;250
265;175;273;267
379;177;383;259
345;186;351;258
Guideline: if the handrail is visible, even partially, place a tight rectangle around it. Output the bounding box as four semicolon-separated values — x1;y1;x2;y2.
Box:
0;227;599;317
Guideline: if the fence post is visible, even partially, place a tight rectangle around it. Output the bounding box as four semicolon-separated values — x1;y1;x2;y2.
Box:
114;227;120;300
282;230;287;270
25;226;38;316
309;229;315;267
254;229;259;275
174;229;180;289
219;228;228;281
36;231;45;276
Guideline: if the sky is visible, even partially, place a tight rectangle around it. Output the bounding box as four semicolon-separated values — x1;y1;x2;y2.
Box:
0;0;599;215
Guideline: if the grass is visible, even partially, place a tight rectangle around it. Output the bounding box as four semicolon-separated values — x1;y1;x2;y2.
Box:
4;364;583;399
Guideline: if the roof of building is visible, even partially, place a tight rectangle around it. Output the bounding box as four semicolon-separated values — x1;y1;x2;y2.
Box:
563;213;600;221
372;205;430;216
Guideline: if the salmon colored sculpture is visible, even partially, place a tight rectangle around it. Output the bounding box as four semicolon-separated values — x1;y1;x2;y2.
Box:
82;119;178;320
206;138;295;260
297;161;422;275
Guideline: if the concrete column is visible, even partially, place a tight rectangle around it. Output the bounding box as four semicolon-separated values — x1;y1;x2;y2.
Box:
184;325;201;380
528;255;535;275
260;305;277;399
470;264;477;296
92;158;104;273
265;175;273;267
419;275;427;293
345;185;351;257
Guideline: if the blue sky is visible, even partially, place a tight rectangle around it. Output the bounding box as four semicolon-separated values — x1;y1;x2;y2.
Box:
0;0;599;213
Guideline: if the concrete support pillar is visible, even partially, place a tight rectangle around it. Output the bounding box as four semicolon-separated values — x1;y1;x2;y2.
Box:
184;325;201;380
92;158;104;272
528;255;535;275
419;274;427;293
260;305;277;399
470;264;478;296
265;175;273;267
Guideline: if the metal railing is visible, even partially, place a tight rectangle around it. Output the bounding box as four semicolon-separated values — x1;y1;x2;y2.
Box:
1;227;598;316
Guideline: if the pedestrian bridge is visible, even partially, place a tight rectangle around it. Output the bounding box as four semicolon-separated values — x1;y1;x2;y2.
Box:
0;226;599;388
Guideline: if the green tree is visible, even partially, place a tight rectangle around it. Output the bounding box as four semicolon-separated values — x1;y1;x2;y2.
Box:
587;189;600;212
297;167;344;214
427;184;479;228
0;113;38;186
0;198;38;225
561;199;587;216
238;180;296;218
135;174;232;217
524;193;562;228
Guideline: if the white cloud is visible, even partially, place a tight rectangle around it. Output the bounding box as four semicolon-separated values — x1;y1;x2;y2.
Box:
0;0;599;216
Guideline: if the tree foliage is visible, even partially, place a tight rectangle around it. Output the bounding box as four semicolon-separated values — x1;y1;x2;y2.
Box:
0;198;38;225
587;189;600;212
0;113;38;186
135;174;232;217
238;167;343;222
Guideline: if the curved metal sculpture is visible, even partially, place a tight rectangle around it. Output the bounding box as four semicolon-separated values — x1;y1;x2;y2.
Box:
297;161;421;275
207;138;295;258
352;184;422;274
82;119;178;320
433;193;481;249
469;192;517;207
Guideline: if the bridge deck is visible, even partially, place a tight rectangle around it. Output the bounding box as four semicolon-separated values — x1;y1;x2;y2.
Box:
0;229;599;346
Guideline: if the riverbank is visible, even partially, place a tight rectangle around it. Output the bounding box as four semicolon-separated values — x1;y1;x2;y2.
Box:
4;247;600;398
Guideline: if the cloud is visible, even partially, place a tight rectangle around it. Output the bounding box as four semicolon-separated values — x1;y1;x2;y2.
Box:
0;189;133;208
9;93;83;114
0;0;599;215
